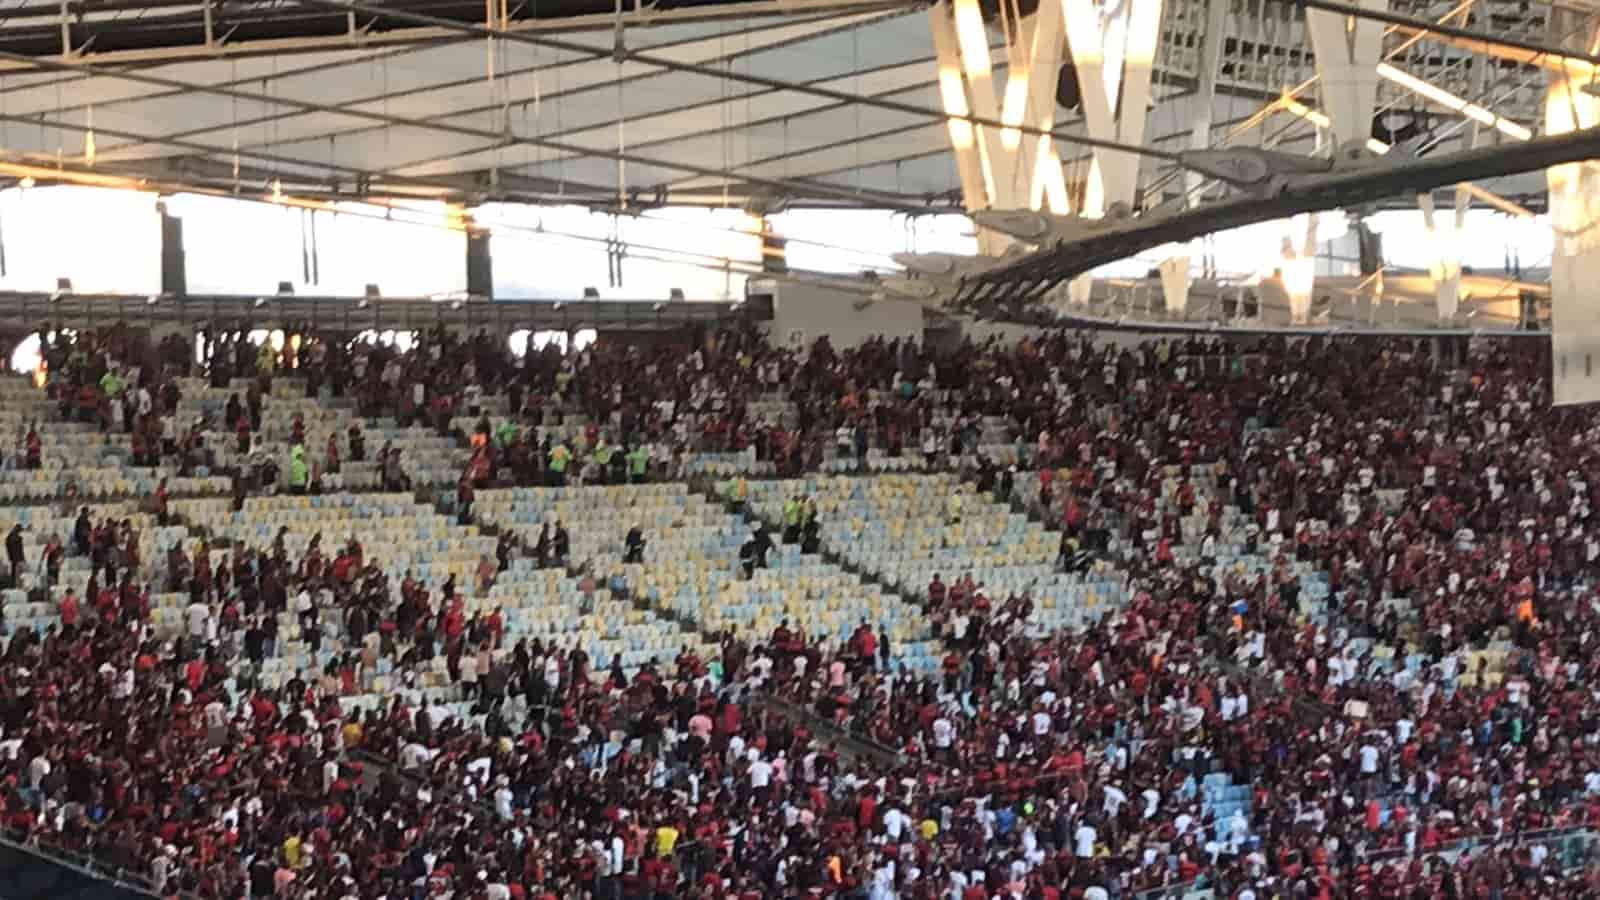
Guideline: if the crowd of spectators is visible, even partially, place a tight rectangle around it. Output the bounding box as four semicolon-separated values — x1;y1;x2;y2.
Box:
1;323;1599;900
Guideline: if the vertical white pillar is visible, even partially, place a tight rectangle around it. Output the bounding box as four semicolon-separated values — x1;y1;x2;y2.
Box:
1281;214;1318;325
1160;0;1227;317
1304;0;1387;149
930;0;1073;259
1003;0;1066;208
1063;0;1164;212
1158;255;1190;315
930;4;991;217
1301;0;1383;319
929;0;1166;313
1058;0;1165;306
1068;274;1093;306
1418;192;1463;321
1546;6;1600;404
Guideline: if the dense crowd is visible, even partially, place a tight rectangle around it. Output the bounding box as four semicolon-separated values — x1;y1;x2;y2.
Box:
1;324;1600;900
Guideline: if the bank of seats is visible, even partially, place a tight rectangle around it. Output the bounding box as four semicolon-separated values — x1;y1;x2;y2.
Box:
749;474;1124;631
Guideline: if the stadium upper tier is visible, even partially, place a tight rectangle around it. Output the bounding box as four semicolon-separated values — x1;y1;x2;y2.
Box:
0;325;1596;900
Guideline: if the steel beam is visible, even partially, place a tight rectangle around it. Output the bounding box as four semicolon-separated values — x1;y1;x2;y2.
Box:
1391;28;1596;74
0;46;924;210
140;11;878;164
25;43;450;151
297;0;1184;163
955;125;1600;304
0;0;913;72
0;107;529;201
1282;0;1600;67
0;291;746;331
306;32;932;181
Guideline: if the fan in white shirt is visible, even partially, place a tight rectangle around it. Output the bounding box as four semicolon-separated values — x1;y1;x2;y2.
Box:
1103;783;1128;817
882;806;912;842
749;755;773;789
1074;821;1097;858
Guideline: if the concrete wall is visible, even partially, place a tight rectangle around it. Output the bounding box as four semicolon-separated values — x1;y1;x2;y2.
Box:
769;282;925;350
956;319;1158;352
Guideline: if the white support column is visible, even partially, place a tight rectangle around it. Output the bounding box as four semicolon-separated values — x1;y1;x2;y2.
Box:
1059;0;1165;305
951;0;1009;205
1063;0;1164;213
1546;5;1600;405
929;0;1166;310
1184;0;1228;206
930;0;1072;259
1280;214;1318;325
1415;33;1493;322
1160;0;1227;317
1158;255;1190;315
1004;0;1066;209
1305;0;1387;149
1418;191;1465;321
930;5;997;219
1068;274;1093;306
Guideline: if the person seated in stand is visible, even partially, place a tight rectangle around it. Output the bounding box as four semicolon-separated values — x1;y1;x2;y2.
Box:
23;425;40;470
456;477;475;526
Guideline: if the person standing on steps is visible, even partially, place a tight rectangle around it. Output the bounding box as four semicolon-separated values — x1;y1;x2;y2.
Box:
347;425;365;463
625;525;646;564
6;524;23;583
739;533;758;580
552;521;570;568
801;513;821;555
534;522;551;569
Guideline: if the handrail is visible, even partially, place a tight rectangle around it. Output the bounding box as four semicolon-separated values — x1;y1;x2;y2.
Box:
0;831;184;900
1364;824;1598;868
0;291;744;333
746;690;908;770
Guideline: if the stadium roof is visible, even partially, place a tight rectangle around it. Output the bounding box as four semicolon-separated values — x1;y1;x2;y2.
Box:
0;0;1585;335
0;0;1558;214
0;0;986;210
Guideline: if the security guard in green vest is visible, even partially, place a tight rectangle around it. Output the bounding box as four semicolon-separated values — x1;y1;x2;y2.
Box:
287;444;309;495
548;440;571;487
782;495;802;544
593;438;614;485
626;444;650;484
